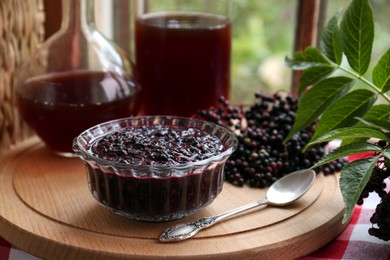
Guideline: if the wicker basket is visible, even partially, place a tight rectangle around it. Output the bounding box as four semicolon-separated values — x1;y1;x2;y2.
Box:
0;0;45;155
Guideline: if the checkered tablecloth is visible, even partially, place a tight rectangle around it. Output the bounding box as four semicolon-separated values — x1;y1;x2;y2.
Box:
0;239;39;260
303;190;390;260
1;189;389;260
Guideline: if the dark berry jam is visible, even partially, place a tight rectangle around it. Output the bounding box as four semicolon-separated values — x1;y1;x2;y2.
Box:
85;162;224;222
83;124;229;221
89;125;225;165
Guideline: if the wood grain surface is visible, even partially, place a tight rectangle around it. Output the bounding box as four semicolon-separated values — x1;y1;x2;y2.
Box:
0;137;347;259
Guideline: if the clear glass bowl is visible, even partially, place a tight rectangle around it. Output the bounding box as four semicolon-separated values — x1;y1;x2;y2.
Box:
73;116;238;222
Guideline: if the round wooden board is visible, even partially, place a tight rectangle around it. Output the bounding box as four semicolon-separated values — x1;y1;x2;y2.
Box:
0;138;347;260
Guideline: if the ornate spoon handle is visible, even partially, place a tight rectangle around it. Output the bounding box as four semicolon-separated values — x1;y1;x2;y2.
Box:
159;199;268;242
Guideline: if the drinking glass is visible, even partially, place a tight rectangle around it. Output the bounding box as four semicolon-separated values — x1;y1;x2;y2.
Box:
133;0;232;117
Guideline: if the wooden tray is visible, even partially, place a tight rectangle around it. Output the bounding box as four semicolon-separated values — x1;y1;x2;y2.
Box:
0;137;347;259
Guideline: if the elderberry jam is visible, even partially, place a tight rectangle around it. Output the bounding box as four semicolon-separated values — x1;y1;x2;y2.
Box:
73;116;237;222
91;125;224;165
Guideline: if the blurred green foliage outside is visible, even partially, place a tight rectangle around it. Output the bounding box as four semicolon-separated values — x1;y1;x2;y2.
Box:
230;0;390;104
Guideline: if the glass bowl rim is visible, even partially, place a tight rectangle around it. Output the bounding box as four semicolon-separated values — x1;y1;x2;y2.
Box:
72;115;238;171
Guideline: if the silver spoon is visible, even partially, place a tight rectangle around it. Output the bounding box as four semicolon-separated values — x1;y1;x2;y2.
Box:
159;169;316;242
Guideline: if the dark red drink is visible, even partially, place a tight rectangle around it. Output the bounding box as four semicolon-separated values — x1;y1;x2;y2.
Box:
16;71;141;155
135;12;231;116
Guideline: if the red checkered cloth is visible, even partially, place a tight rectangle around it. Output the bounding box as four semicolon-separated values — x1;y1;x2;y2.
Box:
303;185;390;260
0;237;38;260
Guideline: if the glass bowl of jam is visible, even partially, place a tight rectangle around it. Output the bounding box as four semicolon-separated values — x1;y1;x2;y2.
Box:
73;116;238;222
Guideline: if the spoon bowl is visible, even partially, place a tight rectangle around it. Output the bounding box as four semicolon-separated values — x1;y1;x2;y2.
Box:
159;169;316;242
267;169;316;206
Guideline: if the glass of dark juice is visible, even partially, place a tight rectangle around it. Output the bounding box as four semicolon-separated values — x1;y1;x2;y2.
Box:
133;0;232;117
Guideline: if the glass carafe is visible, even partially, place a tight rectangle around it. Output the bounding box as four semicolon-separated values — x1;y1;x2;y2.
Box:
15;0;141;157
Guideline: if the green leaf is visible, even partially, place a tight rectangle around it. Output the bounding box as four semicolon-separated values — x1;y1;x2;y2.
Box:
340;137;368;147
361;104;390;121
373;48;390;93
306;126;390;148
340;0;374;75
321;14;343;65
284;77;355;142
298;66;336;96
340;155;380;223
285;46;331;70
312;142;382;169
340;104;390;145
383;150;390;161
355;117;390;132
311;89;377;140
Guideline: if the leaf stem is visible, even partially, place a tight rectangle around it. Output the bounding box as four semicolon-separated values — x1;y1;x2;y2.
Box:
337;65;390;102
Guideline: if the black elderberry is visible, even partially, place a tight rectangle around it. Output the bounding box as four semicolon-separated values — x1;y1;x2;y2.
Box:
378;140;388;148
196;92;348;189
355;150;390;241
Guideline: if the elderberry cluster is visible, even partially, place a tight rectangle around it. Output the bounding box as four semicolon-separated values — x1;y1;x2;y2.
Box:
196;92;347;188
357;150;390;241
357;162;389;205
370;190;390;241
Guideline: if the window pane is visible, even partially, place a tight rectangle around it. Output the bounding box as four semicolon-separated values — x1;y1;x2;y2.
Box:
231;1;295;103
